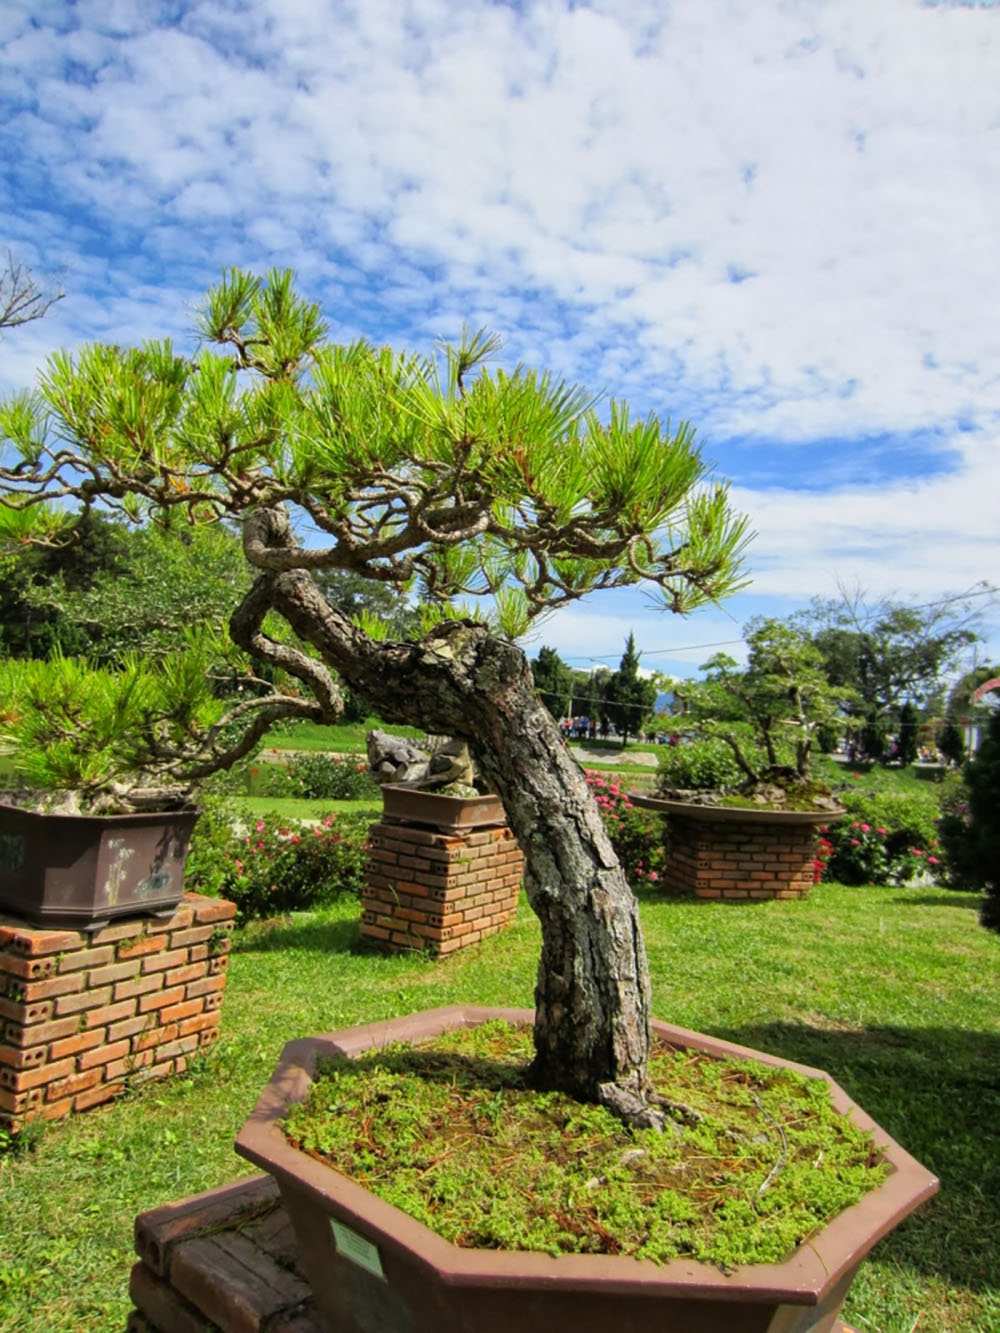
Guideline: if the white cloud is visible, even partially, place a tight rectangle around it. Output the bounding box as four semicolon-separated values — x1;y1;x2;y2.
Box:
1;0;999;651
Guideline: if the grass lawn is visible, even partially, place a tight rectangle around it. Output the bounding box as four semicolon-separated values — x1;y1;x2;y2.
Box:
1;883;997;1331
265;718;426;752
231;795;381;821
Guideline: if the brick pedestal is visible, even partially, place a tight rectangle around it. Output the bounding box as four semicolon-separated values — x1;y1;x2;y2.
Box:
0;892;235;1133
361;817;523;956
128;1175;318;1332
663;813;820;900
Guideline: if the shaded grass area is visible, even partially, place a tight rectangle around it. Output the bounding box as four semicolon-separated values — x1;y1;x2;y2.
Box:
0;885;997;1330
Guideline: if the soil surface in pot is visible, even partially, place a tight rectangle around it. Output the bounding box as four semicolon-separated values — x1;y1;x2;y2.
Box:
282;1020;887;1272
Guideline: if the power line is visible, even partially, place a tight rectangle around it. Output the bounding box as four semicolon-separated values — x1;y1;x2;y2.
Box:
557;584;1000;665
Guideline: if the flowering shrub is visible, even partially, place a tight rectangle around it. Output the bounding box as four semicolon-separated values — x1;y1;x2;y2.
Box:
584;772;665;889
821;817;941;887
186;799;373;921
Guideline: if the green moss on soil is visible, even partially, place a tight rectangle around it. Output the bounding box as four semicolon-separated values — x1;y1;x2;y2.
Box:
282;1020;887;1270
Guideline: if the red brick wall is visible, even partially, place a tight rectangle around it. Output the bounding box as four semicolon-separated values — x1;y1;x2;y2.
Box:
361;818;523;956
662;816;818;900
0;893;235;1133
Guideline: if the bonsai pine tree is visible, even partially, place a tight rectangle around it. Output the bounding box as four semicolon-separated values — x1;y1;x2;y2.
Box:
602;632;658;746
0;269;750;1124
674;619;853;794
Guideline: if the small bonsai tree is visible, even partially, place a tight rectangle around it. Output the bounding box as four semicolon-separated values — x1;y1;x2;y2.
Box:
0;269;749;1125
0;641;310;813
670;619;853;800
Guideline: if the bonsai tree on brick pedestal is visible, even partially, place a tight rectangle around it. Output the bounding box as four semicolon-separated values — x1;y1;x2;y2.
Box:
0;269;751;1127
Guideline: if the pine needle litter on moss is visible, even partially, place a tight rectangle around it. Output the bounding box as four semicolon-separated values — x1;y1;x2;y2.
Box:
282;1019;887;1270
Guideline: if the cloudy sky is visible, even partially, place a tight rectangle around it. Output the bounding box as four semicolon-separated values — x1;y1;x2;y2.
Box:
1;0;998;672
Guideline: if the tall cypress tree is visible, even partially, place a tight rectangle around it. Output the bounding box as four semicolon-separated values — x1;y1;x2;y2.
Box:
896;700;919;767
602;633;657;746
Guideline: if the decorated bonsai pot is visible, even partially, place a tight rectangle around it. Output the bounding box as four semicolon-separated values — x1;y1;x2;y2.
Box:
0;802;198;931
236;1005;937;1333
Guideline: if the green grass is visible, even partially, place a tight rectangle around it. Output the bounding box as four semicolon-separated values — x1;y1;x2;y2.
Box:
1;883;997;1330
265;718;426;753
230;795;381;821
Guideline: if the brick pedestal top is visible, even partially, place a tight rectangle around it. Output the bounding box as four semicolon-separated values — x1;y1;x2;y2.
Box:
0;892;235;1133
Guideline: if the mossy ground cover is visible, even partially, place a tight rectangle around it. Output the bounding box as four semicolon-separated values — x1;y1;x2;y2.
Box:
284;1020;886;1268
0;885;997;1330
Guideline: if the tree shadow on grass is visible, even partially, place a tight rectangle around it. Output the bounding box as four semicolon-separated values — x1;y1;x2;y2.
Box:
714;1020;1000;1295
895;892;986;911
233;912;362;956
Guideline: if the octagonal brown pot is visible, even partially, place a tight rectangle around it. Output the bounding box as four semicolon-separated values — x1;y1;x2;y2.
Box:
236;1005;937;1333
0;802;198;931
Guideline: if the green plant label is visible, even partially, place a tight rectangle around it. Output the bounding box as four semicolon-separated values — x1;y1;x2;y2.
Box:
330;1218;386;1281
0;833;25;873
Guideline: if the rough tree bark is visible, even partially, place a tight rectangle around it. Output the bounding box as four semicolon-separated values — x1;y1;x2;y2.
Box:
234;509;661;1126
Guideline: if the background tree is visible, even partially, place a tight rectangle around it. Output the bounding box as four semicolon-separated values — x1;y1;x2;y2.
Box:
0;511;129;658
964;711;1000;931
798;585;986;761
0;251;63;333
938;720;966;767
602;632;658;745
531;645;574;718
896;700;919;767
0;269;750;1124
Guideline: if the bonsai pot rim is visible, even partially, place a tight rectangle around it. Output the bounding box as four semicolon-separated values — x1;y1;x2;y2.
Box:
628;794;846;826
236;1004;937;1308
0;799;200;825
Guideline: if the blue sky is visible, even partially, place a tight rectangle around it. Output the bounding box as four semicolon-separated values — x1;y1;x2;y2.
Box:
1;0;998;675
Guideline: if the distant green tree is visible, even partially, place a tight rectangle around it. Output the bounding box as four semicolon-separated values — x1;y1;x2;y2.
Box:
0;511;129;657
602;633;657;746
531;646;574;718
798;585;985;764
896;701;919;767
966;712;1000;931
938;721;966;767
26;517;250;663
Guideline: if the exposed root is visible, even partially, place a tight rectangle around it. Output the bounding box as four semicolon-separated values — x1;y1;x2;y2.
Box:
596;1079;668;1132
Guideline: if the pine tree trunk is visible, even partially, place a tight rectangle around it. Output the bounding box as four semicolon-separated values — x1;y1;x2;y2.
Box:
255;559;659;1123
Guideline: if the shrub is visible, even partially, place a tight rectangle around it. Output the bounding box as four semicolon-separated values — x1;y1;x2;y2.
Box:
188;807;373;922
656;738;745;791
821;785;942;886
284;752;379;801
584;772;664;890
184;795;242;896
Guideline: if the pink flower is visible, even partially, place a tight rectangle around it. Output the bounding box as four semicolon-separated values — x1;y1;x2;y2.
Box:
648;871;659;882
255;819;266;832
876;827;888;835
234;859;244;874
850;838;860;847
859;823;870;833
911;848;924;857
290;834;301;845
927;855;939;865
